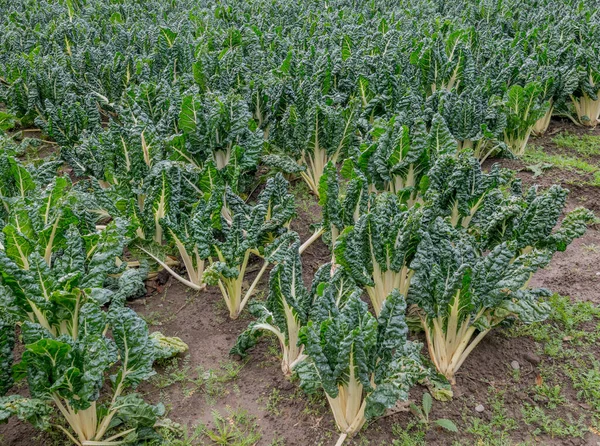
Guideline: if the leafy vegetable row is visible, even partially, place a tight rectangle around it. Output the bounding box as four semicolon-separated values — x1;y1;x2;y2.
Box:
0;0;598;444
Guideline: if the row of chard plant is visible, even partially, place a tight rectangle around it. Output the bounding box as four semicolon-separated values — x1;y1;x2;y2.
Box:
0;134;593;444
0;0;598;444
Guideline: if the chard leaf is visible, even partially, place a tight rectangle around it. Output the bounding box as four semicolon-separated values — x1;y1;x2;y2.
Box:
0;318;15;396
109;306;156;389
0;396;52;430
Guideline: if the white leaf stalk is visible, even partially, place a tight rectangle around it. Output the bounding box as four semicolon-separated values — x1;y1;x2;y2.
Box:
255;301;306;376
138;243;206;291
571;89;600;127
421;291;491;385
212;249;269;319
368;233;413;315
449;196;486;229
153;175;168;245
214;144;232;170
384;165;422;207
300;110;355;197
532;100;553;136
430;40;464;95
503;127;532;157
298;227;324;254
328;355;368;446
458;139;503;165
367;263;412;316
51;359;139;446
300;142;337;198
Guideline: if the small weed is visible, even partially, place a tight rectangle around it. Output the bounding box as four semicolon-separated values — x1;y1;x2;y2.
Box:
266;388;283;416
187;360;245;402
569;365;600;410
507;294;600;351
410;393;458;432
521;405;586;438
292;387;327;417
582;243;600;253
464;389;518;443
142;311;165;326
151;357;192;389
510;365;520;382
552;132;600;157
523;146;600;185
151;357;244;404
533;383;566;409
269;435;286;446
203;407;261;446
156;422;204;445
391;421;426;446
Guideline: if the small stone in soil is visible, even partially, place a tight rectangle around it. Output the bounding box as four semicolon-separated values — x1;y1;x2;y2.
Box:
510;360;520;370
523;353;541;365
475;404;485;413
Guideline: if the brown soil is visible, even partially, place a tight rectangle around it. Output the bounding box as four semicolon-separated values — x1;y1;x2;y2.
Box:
1;119;599;446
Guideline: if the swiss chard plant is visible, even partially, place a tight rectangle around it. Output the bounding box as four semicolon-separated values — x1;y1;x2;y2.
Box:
0;220;146;337
408;216;590;385
231;236;365;376
334;193;423;315
570;27;600;128
267;97;359;197
178;92;263;191
571;71;600;127
0;305;164;446
230;236;309;375
474;184;595;256
410;27;474;97
202;174;296;319
438;88;508;162
528;61;579;135
1;175;81;267
295;290;427;444
350;113;457;203
317;161;370;255
139;189;221;291
424;152;511;230
502;82;550;155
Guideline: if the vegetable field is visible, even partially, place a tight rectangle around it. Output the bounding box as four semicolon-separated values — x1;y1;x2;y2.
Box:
0;0;599;445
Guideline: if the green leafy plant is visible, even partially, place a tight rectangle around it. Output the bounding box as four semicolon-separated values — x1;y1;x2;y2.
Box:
140;191;220;291
410;219;556;384
230;239;308;375
178;92;263;191
0;219;146;336
295;290;426;444
366;114;456;199
318;161;369;254
0;304;163;446
334;193;422;315
409;392;458;432
202;407;261;446
202;174;296;319
267;99;359;197
503;83;549;155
